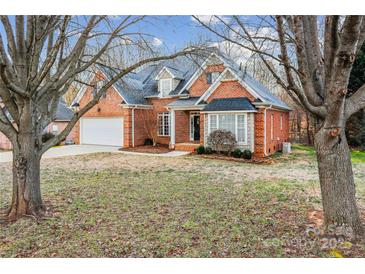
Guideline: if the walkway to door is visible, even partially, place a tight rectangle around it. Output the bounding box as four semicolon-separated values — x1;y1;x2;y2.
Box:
174;142;200;152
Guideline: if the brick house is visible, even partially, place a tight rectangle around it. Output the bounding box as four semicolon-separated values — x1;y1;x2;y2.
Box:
72;50;291;157
0;98;75;150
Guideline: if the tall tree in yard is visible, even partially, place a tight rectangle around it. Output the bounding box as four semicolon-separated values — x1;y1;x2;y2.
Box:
0;16;199;221
195;15;365;236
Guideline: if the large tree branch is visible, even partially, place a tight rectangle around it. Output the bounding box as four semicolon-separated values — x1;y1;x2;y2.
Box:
302;16;325;97
345;83;365;119
291;16;324;106
324;16;340;92
332;16;363;90
235;16;326;118
0;16;17;60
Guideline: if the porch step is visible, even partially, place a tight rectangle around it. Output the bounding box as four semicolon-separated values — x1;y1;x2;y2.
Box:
174;143;200;152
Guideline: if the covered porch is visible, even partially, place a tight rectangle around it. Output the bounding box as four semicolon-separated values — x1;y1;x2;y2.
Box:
167;97;205;152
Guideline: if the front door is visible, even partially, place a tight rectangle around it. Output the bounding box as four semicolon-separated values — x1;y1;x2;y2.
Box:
190;114;200;141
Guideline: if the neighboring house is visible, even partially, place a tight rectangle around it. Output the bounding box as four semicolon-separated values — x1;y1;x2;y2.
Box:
72;50;291;157
0;98;75;150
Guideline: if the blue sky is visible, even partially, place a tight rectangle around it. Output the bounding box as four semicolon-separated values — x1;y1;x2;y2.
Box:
0;16;218;53
130;16;218;51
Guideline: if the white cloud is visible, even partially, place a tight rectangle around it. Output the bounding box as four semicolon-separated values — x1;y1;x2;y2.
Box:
191;15;230;25
152;37;163;47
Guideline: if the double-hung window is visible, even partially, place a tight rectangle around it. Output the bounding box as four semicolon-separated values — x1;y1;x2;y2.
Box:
160;79;172;96
158;112;170;136
208;113;247;144
206;72;220;84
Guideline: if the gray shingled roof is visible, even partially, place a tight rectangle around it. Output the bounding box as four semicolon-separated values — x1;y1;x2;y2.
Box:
217;51;291;110
167;97;201;108
203;97;256;112
55;98;74;121
96;48;290;110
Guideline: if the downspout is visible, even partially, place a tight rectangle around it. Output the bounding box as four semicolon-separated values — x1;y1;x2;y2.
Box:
131;106;137;148
263;104;272;156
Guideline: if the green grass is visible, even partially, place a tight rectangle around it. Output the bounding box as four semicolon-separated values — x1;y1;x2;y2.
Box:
291;143;365;163
0;168;312;257
1;152;364;258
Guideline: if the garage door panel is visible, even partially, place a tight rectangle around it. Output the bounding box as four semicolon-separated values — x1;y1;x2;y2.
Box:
81;118;123;146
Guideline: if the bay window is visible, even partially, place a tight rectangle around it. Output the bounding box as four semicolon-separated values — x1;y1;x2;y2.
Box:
158;112;170;136
208;113;247;144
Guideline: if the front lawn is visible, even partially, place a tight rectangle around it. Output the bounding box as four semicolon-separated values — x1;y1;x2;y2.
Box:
1;146;365;257
291;144;365;163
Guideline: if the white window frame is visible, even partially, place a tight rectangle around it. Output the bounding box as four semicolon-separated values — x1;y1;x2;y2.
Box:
211;72;220;83
271;114;274;140
280;114;283;131
207;113;248;145
159;78;172;96
157;112;170;136
52;124;59;134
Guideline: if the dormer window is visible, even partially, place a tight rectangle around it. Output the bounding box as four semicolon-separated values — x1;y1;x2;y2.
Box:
160;78;172;96
206;72;220;84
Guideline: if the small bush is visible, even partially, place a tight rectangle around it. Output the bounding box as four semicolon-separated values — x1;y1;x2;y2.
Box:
144;138;154;146
242;149;252;160
205;147;213;154
42;132;55;143
231;148;243;158
207;129;237;153
196;145;205;155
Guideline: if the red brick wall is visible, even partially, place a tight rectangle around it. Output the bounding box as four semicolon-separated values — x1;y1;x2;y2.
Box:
253;108;290;158
189;64;225;97
265;109;290;155
254;109;265;158
206;80;256;102
78;77;125;118
148;98;176;145
46;121;77;144
0;131;12;150
175;110;190;143
199;113;205;145
74;73;130;146
134;109;152;147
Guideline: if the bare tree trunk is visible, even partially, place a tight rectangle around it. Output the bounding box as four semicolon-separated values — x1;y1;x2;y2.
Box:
314;128;364;237
297;111;302;143
7;150;43;220
7;146;43;220
306;112;312;145
6;103;44;220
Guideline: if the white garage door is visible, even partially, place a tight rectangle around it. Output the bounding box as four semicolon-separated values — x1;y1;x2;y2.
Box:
80;117;124;147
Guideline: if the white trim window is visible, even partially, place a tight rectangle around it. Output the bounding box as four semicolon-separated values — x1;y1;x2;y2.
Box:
159;79;172;96
158;112;170;136
206;72;220;84
52;124;59;134
208;113;247;144
271;114;274;140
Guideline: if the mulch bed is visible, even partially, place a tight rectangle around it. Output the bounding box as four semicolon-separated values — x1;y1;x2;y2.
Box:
196;153;277;165
119;145;172;154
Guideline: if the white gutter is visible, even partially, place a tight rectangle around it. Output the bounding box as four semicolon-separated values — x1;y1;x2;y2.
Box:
122;104;152;109
166;105;205;111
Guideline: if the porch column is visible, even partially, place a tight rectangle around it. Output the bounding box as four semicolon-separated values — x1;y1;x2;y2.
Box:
170;109;175;148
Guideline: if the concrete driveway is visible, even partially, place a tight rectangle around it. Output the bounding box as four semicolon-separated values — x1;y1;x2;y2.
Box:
0;145;121;163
